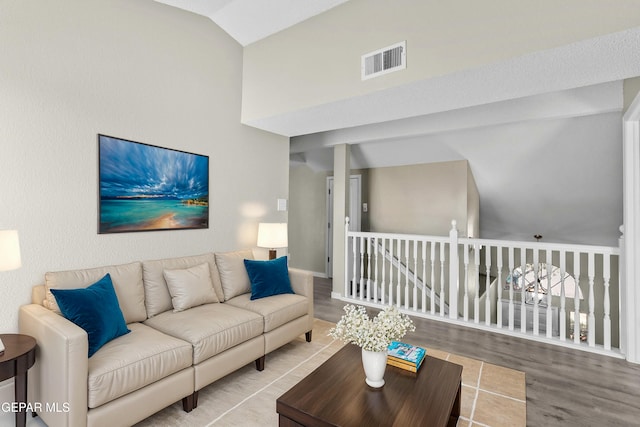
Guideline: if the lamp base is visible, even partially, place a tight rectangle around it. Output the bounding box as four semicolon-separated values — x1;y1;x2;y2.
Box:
0;337;4;356
268;249;277;260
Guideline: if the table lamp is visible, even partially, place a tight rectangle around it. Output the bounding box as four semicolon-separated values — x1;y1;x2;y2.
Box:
0;230;21;355
257;223;288;260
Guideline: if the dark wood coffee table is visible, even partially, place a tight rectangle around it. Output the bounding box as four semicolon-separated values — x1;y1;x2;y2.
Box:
277;343;462;427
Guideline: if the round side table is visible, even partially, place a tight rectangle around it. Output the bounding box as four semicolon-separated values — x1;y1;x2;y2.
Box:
0;334;36;427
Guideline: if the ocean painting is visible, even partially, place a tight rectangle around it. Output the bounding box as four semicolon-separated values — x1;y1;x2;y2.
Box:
98;135;209;233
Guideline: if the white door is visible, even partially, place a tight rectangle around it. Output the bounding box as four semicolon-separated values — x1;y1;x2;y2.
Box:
326;175;361;277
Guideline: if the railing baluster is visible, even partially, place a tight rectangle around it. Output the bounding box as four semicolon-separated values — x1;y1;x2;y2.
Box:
532;249;540;336
413;240;419;311
559;250;567;341
430;242;436;315
396;239;402;308
380;238;386;305
588;252;596;347
405;239;410;310
463;243;470;321
573;251;581;344
440;242;446;317
474;244;481;324
373;237;378;303
359;236;365;301
485;245;492;326
496;246;503;329
520;248;527;334
389;238;395;305
366;238;372;302
546;255;553;338
603;253;611;350
508;247;515;331
421;240;427;313
351;234;357;298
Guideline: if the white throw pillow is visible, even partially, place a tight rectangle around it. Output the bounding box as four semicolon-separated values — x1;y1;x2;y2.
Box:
215;249;254;301
44;262;147;324
163;263;218;312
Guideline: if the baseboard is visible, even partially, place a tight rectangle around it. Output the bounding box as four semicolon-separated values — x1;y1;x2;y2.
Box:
330;291;343;299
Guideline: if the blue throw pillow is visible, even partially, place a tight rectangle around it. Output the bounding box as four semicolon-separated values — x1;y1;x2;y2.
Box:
244;256;294;300
51;273;130;357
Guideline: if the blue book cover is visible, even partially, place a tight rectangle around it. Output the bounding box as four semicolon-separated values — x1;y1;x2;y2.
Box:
387;341;426;367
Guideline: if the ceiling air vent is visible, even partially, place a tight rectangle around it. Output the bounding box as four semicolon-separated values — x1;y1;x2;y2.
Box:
361;41;406;80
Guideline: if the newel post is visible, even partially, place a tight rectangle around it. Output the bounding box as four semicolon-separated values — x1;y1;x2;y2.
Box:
344;217;351;298
449;220;459;319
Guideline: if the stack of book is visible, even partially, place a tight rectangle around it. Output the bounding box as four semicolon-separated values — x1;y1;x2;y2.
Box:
387;341;426;372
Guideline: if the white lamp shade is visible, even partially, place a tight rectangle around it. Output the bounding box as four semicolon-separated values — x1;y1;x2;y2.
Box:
0;230;21;271
257;223;288;249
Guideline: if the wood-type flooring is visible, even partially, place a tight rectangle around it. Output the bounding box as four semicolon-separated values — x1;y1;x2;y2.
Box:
312;276;640;427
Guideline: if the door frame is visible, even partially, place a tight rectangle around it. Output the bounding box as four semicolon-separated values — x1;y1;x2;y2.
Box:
622;90;640;363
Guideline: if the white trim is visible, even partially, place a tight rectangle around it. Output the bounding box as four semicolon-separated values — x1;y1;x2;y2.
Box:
331;291;343;299
622;91;640;363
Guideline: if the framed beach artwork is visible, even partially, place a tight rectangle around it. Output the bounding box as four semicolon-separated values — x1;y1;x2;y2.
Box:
98;134;209;234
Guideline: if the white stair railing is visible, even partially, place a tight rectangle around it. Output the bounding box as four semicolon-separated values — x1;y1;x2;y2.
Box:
343;218;623;358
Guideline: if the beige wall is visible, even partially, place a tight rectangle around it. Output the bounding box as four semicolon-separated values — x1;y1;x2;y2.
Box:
0;0;289;335
242;0;640;124
624;77;640;111
289;160;477;274
288;165;370;275
288;165;328;274
368;161;475;236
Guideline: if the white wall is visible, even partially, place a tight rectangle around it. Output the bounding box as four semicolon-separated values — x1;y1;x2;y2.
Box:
0;0;289;335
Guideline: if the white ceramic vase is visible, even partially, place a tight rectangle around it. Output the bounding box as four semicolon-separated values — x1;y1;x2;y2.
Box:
361;348;387;388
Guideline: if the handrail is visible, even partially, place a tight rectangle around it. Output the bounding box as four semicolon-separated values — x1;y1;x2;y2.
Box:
343;218;623;358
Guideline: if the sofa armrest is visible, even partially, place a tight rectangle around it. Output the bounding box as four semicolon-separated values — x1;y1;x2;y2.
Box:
19;304;89;427
288;268;314;330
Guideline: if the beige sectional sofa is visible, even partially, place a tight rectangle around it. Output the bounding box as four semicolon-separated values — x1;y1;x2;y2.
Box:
18;250;313;427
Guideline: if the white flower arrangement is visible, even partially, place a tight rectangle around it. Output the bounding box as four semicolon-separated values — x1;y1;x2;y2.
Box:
329;304;416;352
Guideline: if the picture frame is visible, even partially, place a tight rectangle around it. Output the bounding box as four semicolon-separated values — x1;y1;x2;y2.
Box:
98;134;209;234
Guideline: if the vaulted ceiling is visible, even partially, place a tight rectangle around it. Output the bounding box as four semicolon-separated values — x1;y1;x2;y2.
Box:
154;0;348;46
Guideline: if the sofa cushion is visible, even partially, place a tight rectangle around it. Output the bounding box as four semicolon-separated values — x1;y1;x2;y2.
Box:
142;253;224;318
244;256;294;300
215;249;254;301
44;262;146;324
51;274;130;357
88;323;192;408
164;263;219;312
225;293;309;333
143;303;263;364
